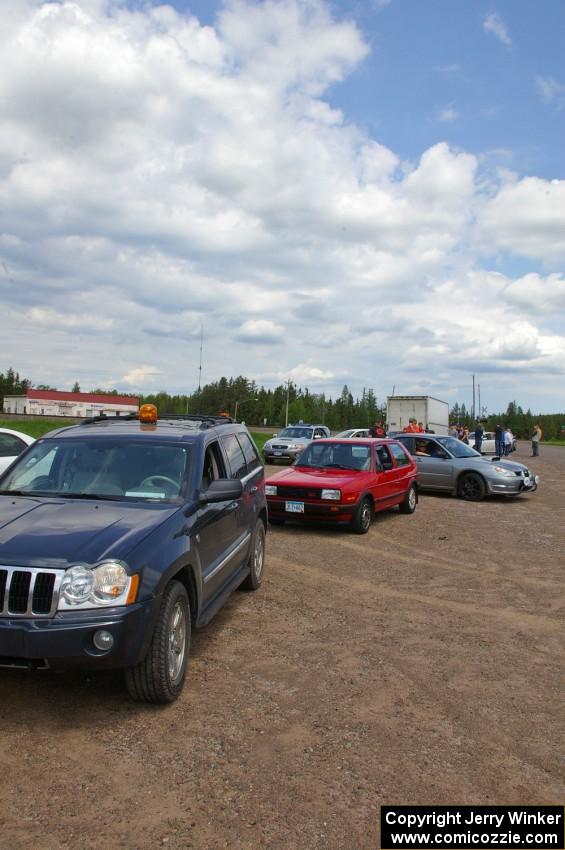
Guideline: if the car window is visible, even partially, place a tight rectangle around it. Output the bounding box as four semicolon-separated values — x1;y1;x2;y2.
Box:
376;445;394;470
278;427;313;439
295;441;370;470
436;436;480;458
237;432;261;474
5;444;57;487
201;441;227;489
3;439;189;500
397;436;415;454
221;434;247;479
389;443;411;466
0;434;27;457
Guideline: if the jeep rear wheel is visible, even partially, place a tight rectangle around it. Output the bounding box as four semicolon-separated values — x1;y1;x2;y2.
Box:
125;580;190;703
459;472;486;502
241;520;266;591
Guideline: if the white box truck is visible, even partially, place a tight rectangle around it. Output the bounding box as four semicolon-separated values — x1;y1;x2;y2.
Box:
386;395;449;435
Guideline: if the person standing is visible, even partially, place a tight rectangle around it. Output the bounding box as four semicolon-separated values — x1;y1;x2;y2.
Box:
494;423;504;457
370;420;386;438
503;426;512;456
474;420;484;453
532;423;542;457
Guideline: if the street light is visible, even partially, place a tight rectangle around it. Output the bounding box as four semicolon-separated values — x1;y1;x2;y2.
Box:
234;397;258;422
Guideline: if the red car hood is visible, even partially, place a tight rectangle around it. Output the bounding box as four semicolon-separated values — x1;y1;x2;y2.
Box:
268;466;370;488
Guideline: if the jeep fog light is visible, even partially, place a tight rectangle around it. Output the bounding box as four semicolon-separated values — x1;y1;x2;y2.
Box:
321;489;341;500
93;630;115;651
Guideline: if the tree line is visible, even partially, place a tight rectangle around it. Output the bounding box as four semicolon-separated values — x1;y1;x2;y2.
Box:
1;366;564;440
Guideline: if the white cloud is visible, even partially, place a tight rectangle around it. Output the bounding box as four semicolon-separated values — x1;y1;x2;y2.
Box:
0;0;562;413
483;12;511;47
286;364;335;384
236;319;283;343
536;76;565;111
476;176;565;263
438;104;459;123
121;366;162;387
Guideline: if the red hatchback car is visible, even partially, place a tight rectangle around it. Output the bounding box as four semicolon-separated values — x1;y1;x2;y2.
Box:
266;438;418;534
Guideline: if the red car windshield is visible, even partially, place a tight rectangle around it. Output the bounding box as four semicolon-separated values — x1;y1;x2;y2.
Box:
296;442;370;471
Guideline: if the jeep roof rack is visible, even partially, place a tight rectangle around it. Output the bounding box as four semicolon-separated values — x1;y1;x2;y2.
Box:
80;412;234;429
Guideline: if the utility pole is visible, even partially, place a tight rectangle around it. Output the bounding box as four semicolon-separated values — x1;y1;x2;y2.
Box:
472;374;476;421
478;383;481;420
285;379;290;427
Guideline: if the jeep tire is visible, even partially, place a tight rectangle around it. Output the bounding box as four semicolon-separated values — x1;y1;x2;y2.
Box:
241;519;266;591
125;580;190;703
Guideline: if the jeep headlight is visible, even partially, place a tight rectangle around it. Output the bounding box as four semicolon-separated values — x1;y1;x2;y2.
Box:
59;561;137;609
321;489;341;500
265;484;277;495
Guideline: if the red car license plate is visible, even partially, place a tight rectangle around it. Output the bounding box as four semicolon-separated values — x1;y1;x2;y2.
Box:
285;501;304;513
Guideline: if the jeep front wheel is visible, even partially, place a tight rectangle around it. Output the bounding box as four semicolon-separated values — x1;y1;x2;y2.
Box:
125;580;190;703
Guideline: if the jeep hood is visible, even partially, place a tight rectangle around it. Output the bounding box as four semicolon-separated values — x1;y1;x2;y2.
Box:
0;496;178;567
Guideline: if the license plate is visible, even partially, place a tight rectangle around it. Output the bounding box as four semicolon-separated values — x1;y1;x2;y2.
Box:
274;451;283;456
285;500;304;513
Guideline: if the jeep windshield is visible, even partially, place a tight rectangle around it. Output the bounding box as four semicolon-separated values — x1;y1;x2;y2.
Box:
0;438;190;502
435;436;481;459
278;427;314;439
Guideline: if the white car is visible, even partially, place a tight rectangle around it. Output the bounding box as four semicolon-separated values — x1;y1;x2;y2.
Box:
335;428;370;438
468;430;516;455
0;427;35;474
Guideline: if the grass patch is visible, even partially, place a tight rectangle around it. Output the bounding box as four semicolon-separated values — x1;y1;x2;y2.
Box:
0;418;79;438
250;432;270;454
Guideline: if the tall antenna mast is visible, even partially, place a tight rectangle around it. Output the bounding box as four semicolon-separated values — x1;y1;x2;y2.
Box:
198;325;203;394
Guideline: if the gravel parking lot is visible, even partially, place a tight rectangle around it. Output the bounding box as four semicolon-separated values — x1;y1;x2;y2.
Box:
1;442;563;850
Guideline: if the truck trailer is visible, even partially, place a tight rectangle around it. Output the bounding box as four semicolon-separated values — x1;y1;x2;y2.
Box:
386;395;449;435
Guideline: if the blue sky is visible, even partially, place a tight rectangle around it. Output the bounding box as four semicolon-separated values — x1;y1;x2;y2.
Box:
1;0;564;413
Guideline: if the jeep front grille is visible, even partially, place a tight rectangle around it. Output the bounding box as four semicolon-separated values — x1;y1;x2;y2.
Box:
0;567;62;617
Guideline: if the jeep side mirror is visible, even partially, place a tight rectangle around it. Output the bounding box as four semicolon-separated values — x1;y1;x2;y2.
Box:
199;479;243;504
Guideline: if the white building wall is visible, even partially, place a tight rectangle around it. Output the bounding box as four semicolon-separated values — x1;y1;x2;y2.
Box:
3;396;138;417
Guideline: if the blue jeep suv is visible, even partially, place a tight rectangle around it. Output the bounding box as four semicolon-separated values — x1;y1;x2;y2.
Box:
0;409;267;702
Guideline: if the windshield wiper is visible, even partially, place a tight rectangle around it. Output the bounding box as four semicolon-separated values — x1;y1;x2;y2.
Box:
0;489;43;498
56;492;125;501
325;463;353;470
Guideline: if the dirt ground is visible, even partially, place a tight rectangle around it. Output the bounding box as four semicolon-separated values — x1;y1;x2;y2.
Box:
1;443;563;850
